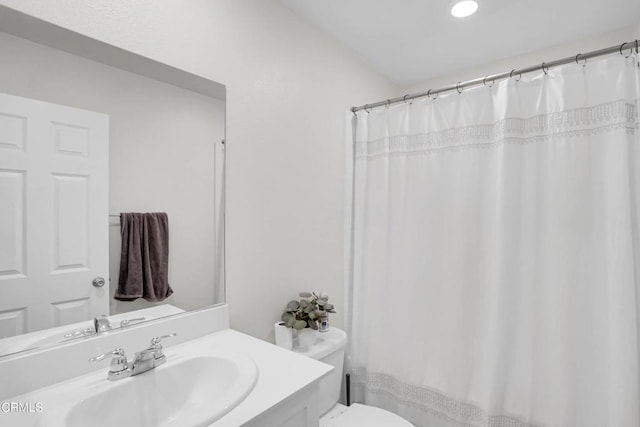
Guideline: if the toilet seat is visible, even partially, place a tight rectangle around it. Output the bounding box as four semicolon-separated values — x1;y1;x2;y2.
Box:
320;403;413;427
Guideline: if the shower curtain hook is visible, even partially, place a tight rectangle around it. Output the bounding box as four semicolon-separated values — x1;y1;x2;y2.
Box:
509;69;521;82
364;104;372;114
620;42;633;59
351;107;357;117
541;62;549;75
483;76;494;88
427;89;437;100
456;82;463;94
385;99;391;108
575;53;586;67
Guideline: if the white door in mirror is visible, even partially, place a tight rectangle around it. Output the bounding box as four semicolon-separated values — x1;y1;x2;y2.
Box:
0;92;109;337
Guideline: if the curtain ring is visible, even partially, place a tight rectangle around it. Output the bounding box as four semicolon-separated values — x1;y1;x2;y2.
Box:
364;104;371;114
456;82;463;94
483;76;494;87
427;89;437;100
620;42;633;58
541;62;549;75
403;94;410;103
510;69;521;82
575;53;586;67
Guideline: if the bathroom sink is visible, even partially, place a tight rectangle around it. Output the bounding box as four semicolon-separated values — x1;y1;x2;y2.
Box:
41;354;258;427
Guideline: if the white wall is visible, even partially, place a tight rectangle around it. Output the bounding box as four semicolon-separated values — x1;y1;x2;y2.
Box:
0;32;225;314
0;0;399;340
402;24;640;95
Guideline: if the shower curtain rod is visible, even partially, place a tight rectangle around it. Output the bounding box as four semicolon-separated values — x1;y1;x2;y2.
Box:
351;39;639;113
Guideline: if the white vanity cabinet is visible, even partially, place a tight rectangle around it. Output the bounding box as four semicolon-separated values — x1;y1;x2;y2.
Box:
242;383;320;427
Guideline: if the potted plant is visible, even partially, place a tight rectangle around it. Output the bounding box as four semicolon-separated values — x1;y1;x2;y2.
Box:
275;292;336;349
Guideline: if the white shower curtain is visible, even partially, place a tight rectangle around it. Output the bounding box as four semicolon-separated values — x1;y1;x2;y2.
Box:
348;55;640;427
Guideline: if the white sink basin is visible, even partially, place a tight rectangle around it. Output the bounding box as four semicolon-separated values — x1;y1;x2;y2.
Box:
39;354;258;427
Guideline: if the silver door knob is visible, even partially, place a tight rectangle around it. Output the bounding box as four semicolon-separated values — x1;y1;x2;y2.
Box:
92;277;106;287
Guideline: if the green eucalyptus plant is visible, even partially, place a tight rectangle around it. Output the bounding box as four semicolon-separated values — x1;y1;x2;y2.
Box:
281;291;336;330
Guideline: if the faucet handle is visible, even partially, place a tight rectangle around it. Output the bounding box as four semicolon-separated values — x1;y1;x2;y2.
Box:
89;347;125;362
119;317;146;327
89;348;129;372
150;333;177;347
64;327;95;338
149;333;176;362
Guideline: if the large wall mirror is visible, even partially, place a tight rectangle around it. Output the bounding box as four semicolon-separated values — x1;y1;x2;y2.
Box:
0;7;225;357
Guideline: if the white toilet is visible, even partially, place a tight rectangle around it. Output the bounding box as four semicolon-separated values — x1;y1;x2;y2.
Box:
292;327;413;427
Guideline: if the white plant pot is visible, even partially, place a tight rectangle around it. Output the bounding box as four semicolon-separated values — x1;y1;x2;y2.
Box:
293;327;318;350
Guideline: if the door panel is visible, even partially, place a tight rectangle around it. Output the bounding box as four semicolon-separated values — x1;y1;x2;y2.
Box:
52;173;89;271
0;170;25;278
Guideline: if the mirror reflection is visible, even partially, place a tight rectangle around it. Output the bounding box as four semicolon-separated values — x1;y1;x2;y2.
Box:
0;27;225;356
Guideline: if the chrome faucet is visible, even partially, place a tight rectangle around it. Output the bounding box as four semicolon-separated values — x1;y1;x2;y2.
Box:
89;333;176;380
64;315;146;338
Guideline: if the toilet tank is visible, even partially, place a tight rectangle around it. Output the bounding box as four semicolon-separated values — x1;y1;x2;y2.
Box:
292;327;348;416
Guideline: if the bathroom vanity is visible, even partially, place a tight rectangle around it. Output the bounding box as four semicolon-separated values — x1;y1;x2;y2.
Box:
0;305;332;426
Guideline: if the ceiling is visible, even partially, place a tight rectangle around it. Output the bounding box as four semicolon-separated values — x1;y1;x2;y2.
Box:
278;0;640;87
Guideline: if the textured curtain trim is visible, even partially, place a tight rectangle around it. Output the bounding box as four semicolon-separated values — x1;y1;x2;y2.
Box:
356;99;639;158
351;367;543;427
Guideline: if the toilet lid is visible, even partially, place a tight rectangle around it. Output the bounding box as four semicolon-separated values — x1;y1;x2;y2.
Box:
323;403;413;427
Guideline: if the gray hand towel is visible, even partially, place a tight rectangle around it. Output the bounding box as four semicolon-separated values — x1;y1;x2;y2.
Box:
115;212;173;302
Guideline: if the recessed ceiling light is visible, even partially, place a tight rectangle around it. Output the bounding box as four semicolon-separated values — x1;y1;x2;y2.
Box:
451;0;478;18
